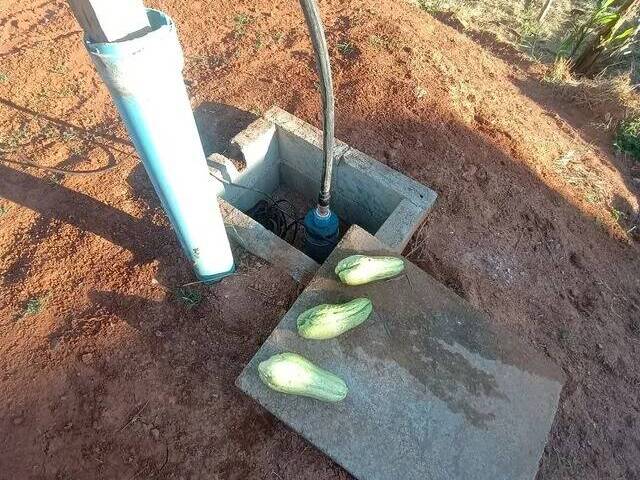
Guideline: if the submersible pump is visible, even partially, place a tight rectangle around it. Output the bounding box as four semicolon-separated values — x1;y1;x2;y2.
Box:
299;0;340;263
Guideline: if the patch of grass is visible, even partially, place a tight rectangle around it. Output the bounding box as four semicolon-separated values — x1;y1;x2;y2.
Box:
553;150;606;204
417;0;447;13
233;13;252;38
544;57;574;84
254;33;264;50
23;297;44;317
610;206;626;223
369;34;394;50
0;126;29;151
337;41;356;56
61;129;78;142
176;288;202;310
614;116;640;161
584;191;600;204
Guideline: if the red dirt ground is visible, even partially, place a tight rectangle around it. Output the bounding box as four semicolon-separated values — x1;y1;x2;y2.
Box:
1;0;639;479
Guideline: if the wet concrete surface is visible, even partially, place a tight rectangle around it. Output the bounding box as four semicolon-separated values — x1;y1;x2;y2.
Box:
237;226;564;480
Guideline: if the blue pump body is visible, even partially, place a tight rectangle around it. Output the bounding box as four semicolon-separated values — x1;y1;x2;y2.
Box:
303;209;339;263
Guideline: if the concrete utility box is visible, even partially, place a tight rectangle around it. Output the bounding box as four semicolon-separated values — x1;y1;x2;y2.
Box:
237;226;565;480
210;108;437;282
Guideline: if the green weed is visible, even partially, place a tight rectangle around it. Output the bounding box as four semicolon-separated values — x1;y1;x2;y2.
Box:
610;206;626;223
417;0;447;13
234;13;252;38
23;297;44;317
337;41;356;56
614;116;640;160
176;288;202;310
369;34;394;49
0;72;7;83
254;33;264;50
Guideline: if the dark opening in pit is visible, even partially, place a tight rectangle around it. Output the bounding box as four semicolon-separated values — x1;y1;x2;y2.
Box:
245;184;350;255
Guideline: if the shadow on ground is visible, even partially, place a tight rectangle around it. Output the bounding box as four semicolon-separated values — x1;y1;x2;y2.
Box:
1;97;639;480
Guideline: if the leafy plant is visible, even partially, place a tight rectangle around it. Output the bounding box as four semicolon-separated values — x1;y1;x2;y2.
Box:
614;116;640;159
559;0;639;75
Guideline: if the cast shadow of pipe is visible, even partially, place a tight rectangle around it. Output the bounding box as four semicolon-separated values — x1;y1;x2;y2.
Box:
0;163;171;269
193;101;258;158
0;101;258;288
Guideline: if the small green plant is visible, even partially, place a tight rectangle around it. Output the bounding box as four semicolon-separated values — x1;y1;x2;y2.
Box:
417;0;446;13
614;116;640;160
233;13;252;38
23;297;44;317
254;33;264;50
176;288;202;310
0;205;8;217
337;41;355;56
369;34;393;49
0;72;7;83
610;206;626;222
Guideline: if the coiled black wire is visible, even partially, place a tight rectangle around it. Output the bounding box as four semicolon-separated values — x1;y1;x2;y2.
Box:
210;172;303;243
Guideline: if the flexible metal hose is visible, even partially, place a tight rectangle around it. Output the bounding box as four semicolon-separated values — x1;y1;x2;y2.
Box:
298;0;335;212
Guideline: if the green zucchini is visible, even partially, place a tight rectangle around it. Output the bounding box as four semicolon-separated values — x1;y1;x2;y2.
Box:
258;352;347;402
297;298;373;340
335;254;405;286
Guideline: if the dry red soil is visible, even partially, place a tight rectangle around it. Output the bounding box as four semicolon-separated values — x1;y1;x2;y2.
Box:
1;0;639;479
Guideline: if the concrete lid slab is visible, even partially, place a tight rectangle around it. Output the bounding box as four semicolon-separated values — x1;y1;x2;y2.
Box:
236;226;564;480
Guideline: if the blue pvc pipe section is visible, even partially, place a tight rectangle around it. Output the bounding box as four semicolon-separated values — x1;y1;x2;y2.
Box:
86;9;234;282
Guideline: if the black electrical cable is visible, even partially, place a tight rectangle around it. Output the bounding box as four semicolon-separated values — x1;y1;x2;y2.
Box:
298;0;335;210
209;172;304;243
